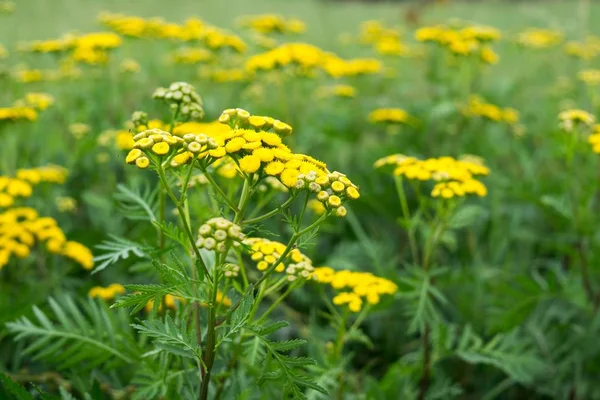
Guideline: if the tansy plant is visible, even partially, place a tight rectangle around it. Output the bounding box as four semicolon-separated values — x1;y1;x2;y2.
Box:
375;153;490;399
106;82;358;398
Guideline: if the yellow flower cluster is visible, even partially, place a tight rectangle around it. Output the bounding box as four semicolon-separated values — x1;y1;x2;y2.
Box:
0;207;93;270
0;92;55;122
516;28;563;49
415;22;500;63
313;267;397;312
126;128;213;169
69;123;91;139
368;108;417;125
0;44;7;59
358;20;414;57
99;13;246;52
322;56;382;78
22;32;121;65
558;109;596;132
144;294;182;312
20;93;54;111
246;43;381;77
204;67;249;83
21;33;76;53
169;47;213;64
375;154;490;199
463;95;519;124
244;237;315;281
120;58;141;73
0;166;68;207
578;69;600;86
238;14;306;35
564;36;600;60
16;165;68;185
89;283;126;300
0;1;14;13
587;125;600;153
0;106;37;122
316;84;357;99
13;62;82;83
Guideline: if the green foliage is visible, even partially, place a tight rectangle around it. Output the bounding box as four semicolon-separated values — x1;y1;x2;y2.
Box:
246;321;328;399
133;315;202;360
92;235;150;273
0;372;34;400
6;295;140;372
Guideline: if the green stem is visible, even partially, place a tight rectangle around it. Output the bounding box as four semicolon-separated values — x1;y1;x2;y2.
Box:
156;165;212;281
202;167;240;213
243;193;298;226
395;175;420;265
255;281;300;325
234;177;252;224
199;268;221;400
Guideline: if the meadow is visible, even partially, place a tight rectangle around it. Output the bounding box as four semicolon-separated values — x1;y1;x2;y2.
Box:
2;0;600;399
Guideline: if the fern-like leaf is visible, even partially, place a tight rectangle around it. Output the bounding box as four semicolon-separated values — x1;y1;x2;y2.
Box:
92;235;149;274
247;321;328;399
114;183;158;221
132;315;202;360
6;295;140;372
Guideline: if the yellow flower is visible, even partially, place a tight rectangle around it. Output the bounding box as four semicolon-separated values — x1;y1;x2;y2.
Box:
136;157;150;169
265;161;285;175
61;241;94;269
126;149;143;164
559;109;596;132
280;168;299;187
89;283;125;301
239;155;261;173
152;142;171;155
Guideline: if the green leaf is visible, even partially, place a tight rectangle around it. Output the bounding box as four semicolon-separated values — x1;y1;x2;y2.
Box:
6;296;140;372
132;315;202;361
0;372;34;400
448;204;487;229
114;183;158;221
247;322;328;398
92;235;149;274
539;194;572;219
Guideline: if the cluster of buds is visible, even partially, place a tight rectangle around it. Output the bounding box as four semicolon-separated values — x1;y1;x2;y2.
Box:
285;260;315;282
125;128;185;169
196;217;244;253
131;111;148;129
218;108;292;135
170;133;221;167
153;82;205;121
222;263;241;278
298;171;360;217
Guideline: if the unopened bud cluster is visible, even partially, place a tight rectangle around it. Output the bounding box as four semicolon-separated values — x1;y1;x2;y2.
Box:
222;263;241;278
285;260;315;282
153;81;205;121
196;217;245;253
218;108;292;135
295;171;360;217
131;111;148;129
